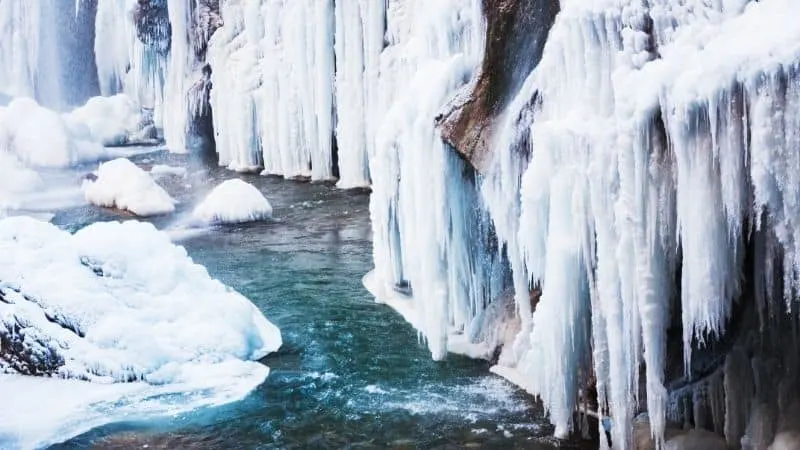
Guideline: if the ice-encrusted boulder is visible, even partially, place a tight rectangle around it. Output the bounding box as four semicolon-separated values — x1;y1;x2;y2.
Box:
0;98;104;169
192;179;272;224
66;94;158;146
0;216;281;381
83;158;176;216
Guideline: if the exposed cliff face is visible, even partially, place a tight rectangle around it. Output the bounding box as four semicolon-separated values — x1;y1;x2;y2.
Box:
133;0;172;54
437;0;559;173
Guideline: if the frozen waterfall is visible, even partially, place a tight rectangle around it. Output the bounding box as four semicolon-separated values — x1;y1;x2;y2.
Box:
477;0;800;448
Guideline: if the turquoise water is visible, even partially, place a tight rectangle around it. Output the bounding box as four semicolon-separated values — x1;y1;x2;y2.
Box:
49;152;591;449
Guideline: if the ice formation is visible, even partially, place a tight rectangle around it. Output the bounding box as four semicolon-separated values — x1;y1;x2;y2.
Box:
0;216;281;447
359;0;800;448
0;1;41;101
472;0;800;447
66;94;154;146
0;216;280;379
207;0;388;185
92;0;171;135
208;0;336;178
163;0;193;153
0;98;104;169
83;158;176;216
3;0;800;447
192;178;273;224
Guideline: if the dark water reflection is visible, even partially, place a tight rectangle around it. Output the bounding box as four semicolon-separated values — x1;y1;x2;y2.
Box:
49;151;590;449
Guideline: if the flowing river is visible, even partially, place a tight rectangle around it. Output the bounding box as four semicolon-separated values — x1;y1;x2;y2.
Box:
41;150;588;449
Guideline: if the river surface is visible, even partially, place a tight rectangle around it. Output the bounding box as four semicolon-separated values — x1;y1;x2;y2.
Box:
40;150;591;449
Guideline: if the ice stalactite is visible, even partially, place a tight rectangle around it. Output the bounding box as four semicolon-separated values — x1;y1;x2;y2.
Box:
208;0;336;179
0;0;99;109
93;0;171;129
365;0;518;362
163;0;193;153
470;0;800;447
332;1;386;188
95;0;137;96
0;2;41;102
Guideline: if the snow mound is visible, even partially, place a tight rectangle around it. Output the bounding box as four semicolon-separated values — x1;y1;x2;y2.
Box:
66;94;155;146
0;216;281;383
0;98;104;168
192;179;273;224
83;158;176;216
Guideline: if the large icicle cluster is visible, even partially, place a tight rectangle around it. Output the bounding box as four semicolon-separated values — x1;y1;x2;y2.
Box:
0;2;41;102
208;0;337;177
366;0;516;362
472;0;800;447
207;0;388;185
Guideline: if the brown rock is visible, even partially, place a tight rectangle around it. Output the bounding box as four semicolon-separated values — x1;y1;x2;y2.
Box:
437;0;559;173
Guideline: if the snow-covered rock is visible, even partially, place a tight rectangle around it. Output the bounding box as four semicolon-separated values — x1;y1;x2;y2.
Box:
192;179;273;224
83;158;176;216
0;216;281;381
0;98;104;168
66;94;156;146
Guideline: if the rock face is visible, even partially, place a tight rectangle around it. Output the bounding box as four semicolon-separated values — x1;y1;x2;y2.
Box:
437;0;559;173
133;0;172;55
188;0;221;157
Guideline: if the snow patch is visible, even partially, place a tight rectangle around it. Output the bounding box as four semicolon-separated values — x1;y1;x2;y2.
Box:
83;157;176;216
66;94;153;146
192;179;272;224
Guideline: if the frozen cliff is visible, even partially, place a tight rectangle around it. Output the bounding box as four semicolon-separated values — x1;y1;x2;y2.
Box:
3;0;800;448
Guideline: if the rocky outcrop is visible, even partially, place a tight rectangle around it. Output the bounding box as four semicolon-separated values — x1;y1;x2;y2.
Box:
133;0;171;54
437;0;559;173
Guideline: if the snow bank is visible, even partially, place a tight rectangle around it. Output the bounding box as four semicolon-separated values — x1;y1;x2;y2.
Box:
0;216;280;448
0;98;104;168
66;94;154;146
83;158;175;216
192;179;273;224
0;217;281;381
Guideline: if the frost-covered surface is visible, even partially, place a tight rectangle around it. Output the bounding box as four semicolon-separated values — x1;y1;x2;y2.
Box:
66;94;155;146
208;0;335;179
192;179;273;224
207;0;387;186
0;98;104;169
0;2;41;101
93;0;169;128
0;216;280;380
0;367;266;450
467;0;800;447
332;1;385;188
366;0;513;364
163;0;193;153
0;216;280;448
83;158;176;216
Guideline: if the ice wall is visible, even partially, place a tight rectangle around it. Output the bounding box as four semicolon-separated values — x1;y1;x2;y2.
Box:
475;0;800;447
208;0;337;178
332;1;385;188
364;0;520;362
207;0;389;183
0;0;99;109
